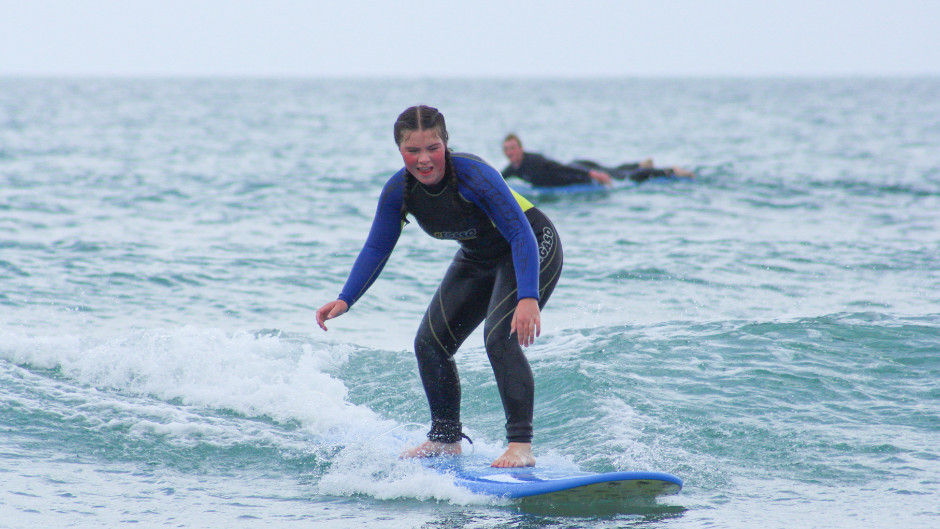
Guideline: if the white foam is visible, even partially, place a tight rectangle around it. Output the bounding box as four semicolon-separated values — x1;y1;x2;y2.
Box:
316;440;501;506
0;327;396;440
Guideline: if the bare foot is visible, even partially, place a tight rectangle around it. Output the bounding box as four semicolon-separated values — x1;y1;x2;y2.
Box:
672;166;695;178
491;442;536;468
400;440;461;459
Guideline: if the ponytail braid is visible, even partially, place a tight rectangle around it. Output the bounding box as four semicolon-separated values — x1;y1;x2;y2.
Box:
400;171;415;223
442;150;475;217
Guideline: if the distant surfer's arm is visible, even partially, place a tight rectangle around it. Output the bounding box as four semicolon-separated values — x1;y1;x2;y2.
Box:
523;153;594;187
336;175;405;309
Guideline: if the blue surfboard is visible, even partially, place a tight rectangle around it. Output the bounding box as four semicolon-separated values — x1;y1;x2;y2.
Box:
509;181;630;197
424;455;682;500
509;174;685;198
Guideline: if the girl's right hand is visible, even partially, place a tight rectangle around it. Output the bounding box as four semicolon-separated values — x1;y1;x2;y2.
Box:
316;300;348;331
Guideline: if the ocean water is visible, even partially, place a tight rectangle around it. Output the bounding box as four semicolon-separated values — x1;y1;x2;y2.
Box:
1;77;938;528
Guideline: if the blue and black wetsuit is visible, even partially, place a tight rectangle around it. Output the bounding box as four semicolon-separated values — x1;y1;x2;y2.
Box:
338;152;563;444
502;152;677;187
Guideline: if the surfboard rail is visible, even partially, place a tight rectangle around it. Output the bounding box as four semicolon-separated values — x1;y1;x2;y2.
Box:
423;455;682;499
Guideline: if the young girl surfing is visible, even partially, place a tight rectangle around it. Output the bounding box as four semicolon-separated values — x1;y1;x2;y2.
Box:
316;105;563;468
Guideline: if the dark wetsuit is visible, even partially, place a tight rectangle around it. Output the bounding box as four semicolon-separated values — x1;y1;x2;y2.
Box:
570;159;676;184
502;152;677;187
338;152;563;444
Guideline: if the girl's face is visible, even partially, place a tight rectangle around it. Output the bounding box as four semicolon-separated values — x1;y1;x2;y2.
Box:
399;128;446;186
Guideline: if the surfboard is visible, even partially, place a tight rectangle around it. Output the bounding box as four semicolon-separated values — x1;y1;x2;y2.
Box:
508;174;685;198
509;181;630;197
424;454;682;500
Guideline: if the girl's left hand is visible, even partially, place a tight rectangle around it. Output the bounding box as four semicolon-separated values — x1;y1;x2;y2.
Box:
511;298;541;347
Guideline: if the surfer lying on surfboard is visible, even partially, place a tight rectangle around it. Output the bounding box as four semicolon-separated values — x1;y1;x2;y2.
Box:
316;105;564;468
501;133;694;188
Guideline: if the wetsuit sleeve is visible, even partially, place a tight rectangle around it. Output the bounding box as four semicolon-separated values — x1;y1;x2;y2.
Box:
455;156;541;301
337;174;405;308
519;153;592;187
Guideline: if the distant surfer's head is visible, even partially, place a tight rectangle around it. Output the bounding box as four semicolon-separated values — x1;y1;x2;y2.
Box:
395;105;449;186
502;133;524;167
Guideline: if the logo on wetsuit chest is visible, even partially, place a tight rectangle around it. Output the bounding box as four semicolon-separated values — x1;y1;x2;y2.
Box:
433;228;478;240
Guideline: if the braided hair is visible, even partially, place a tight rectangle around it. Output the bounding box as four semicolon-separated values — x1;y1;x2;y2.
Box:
394;105;460;222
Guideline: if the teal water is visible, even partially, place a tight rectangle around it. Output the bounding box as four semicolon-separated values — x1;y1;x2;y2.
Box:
1;78;939;528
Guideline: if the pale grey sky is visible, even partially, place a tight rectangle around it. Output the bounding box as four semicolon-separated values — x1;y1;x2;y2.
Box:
2;0;938;77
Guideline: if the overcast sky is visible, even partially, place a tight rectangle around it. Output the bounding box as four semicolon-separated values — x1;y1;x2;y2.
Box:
2;0;938;78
